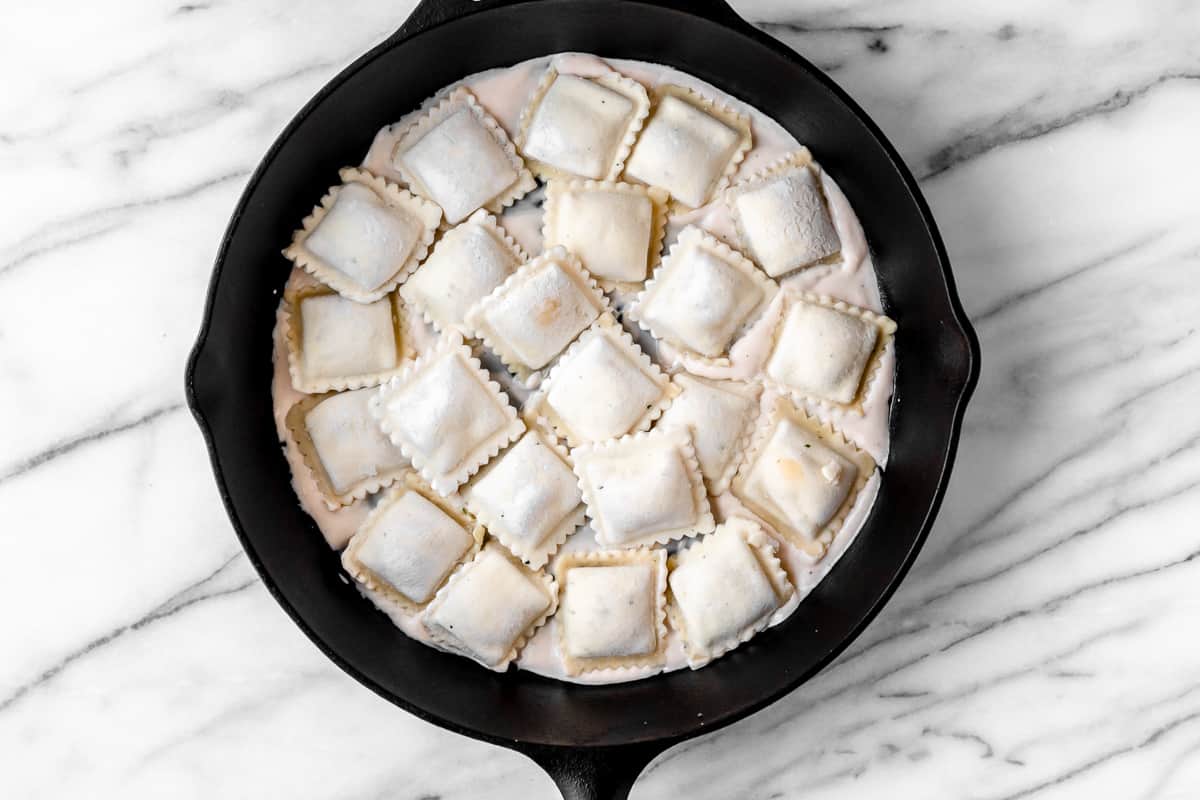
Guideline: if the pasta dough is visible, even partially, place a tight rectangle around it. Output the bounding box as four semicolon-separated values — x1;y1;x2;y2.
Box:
342;475;481;609
734;398;875;557
624;86;751;208
464;246;607;384
372;336;524;495
285;289;409;393
727;149;840;276
541;179;668;287
392;88;535;224
517;69;650;180
573;428;714;548
284;168;441;302
462;430;583;568
763;292;896;410
529;315;675;446
668;518;792;667
400;210;526;334
423;544;557;670
286;389;410;510
556;548;668;675
655;374;761;494
630;226;776;363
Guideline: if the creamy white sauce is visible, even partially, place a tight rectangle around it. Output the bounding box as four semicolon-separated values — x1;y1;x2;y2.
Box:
271;53;895;684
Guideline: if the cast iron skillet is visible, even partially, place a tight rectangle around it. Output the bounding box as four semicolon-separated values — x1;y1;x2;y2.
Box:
185;0;980;797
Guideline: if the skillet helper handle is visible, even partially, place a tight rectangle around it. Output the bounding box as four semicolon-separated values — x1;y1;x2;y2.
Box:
522;743;665;800
389;0;752;45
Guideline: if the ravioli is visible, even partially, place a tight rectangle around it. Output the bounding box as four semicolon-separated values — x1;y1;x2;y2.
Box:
763;292;896;412
573;428;714;549
624;85;751;209
556;548;668;675
372;335;524;495
422;544;557;671
517;68;650;180
727;148;841;276
630;226;777;364
527;314;675;446
392;87;535;224
272;54;898;684
284;168;441;302
733;397;876;558
342;474;482;610
668;518;792;667
463;246;608;385
284;289;411;393
655;373;761;494
286;388;411;509
461;430;583;568
541;179;668;288
400;210;526;334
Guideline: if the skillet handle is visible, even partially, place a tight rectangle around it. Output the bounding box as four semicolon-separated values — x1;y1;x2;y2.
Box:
389;0;752;45
520;742;665;800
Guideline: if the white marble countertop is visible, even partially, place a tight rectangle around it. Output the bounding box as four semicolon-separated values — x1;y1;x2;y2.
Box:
3;0;1199;797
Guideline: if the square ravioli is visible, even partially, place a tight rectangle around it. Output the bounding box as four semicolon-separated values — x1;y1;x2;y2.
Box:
573;428;714;549
464;246;608;385
764;292;897;411
284;289;411;393
517;68;650;180
461;430;584;569
422;543;557;670
400;210;527;334
630;226;777;363
733;397;875;558
284;168;441;302
342;474;482;610
372;335;524;495
655;373;761;494
542;180;668;287
556;549;668;675
528;314;676;446
623;85;752;209
668;518;793;667
727;149;841;276
392;88;535;225
286;389;410;509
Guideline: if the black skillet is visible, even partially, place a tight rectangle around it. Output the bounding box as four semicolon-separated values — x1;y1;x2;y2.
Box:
185;0;980;797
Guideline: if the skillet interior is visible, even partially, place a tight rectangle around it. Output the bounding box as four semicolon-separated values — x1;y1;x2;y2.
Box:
187;0;978;760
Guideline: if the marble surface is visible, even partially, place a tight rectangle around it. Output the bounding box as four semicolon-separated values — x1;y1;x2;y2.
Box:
2;0;1198;797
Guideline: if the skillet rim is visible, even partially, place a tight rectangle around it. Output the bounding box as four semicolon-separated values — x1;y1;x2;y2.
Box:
185;0;981;755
